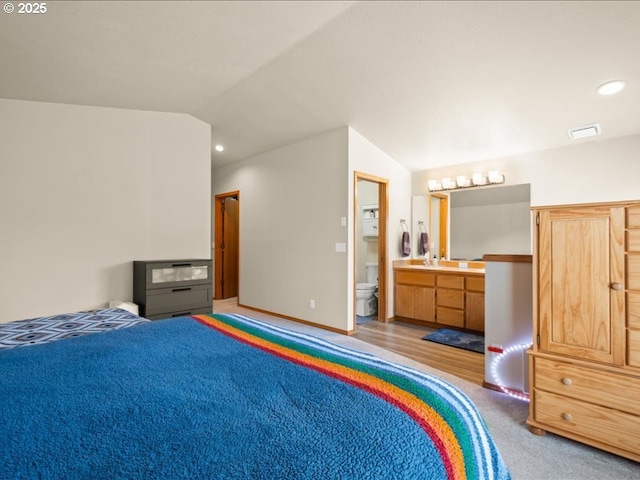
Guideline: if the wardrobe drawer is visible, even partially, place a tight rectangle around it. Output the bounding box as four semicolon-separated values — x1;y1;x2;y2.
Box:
533;389;640;455
437;275;464;289
628;255;640;290
628;329;640;368
533;357;640;416
628;206;640;228
628;230;640;252
145;284;212;316
629;292;640;328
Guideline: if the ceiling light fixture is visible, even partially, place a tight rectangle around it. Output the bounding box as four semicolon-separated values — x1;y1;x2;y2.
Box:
214;144;225;152
596;80;627;96
568;123;601;140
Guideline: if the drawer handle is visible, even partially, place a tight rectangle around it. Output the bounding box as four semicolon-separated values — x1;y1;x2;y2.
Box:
172;287;192;292
561;413;573;422
172;263;192;267
610;282;623;291
561;377;573;386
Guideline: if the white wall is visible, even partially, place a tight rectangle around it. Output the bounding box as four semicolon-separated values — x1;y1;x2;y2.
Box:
412;134;640;206
349;127;413;325
0;99;211;323
212;128;349;331
211;126;411;332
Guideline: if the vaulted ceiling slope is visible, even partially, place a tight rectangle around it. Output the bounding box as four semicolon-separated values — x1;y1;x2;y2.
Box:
1;1;639;171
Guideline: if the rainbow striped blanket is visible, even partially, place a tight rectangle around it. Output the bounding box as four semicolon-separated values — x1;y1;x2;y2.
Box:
196;314;510;480
1;312;510;479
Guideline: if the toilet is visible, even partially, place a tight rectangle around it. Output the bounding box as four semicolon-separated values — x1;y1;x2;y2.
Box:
356;262;379;317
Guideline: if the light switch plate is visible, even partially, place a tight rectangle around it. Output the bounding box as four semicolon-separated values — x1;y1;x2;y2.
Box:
335;242;346;252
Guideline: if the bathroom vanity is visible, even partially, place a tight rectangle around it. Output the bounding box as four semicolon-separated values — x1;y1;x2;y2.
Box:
393;261;485;332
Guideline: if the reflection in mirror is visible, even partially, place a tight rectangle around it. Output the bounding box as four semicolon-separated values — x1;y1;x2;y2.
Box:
449;184;531;260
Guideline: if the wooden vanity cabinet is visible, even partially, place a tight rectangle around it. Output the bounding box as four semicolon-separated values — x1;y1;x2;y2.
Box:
394;270;435;322
394;267;484;332
527;202;640;462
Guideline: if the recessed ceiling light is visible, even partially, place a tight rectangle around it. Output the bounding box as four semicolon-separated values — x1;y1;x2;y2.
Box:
596;80;627;96
214;144;224;152
568;123;601;140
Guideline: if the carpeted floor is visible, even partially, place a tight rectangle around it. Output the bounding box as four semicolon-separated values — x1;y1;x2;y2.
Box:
223;305;640;480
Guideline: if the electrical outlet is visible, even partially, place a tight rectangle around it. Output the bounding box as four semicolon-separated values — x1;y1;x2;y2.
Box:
310;299;315;309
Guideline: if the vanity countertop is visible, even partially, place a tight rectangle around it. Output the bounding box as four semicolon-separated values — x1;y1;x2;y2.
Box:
394;264;485;275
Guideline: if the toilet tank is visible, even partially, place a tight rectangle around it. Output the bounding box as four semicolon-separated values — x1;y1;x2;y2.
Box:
366;262;379;284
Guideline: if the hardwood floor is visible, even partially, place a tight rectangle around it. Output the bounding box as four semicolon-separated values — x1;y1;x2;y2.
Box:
212;298;485;386
353;320;485;385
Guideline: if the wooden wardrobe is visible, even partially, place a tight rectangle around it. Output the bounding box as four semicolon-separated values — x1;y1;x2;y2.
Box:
527;201;640;462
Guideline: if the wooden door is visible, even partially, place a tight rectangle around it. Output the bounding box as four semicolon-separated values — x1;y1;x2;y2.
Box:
214;192;239;300
537;206;625;364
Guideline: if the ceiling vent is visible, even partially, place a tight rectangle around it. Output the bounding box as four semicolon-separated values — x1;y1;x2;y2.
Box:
568;123;601;140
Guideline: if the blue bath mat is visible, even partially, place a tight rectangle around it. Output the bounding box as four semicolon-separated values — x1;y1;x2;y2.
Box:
422;328;484;354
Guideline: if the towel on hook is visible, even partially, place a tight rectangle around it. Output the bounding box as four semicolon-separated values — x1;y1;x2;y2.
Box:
402;231;411;257
419;232;429;256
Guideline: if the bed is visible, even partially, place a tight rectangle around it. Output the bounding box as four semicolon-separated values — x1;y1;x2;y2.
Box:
0;309;511;479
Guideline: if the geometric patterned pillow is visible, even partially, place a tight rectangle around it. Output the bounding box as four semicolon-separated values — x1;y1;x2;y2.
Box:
0;308;150;351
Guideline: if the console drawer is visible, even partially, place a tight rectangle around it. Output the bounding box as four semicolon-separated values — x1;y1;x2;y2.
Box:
145;284;212;317
466;276;485;292
437;275;464;289
437;289;464;308
395;270;435;286
436;307;464;327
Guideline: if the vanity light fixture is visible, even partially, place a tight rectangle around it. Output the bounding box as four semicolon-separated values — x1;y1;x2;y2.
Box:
428;180;443;191
456;175;472;188
596;79;627;96
214;144;225;152
472;172;488;186
488;171;505;184
427;170;505;192
441;178;457;190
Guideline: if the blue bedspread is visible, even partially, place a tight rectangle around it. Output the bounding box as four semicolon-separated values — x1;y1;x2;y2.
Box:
0;313;510;480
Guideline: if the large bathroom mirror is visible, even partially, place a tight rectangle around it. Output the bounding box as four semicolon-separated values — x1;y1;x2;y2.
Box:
420;184;531;261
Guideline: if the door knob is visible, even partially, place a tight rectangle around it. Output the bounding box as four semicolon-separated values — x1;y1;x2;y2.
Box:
611;283;623;291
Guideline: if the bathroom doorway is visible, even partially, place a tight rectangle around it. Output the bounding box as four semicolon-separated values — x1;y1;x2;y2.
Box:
354;172;387;330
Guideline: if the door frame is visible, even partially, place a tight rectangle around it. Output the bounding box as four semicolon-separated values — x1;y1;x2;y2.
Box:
354;172;388;325
214;190;240;300
430;193;449;259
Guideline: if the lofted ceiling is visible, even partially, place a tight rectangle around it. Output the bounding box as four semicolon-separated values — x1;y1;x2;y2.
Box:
1;1;639;172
